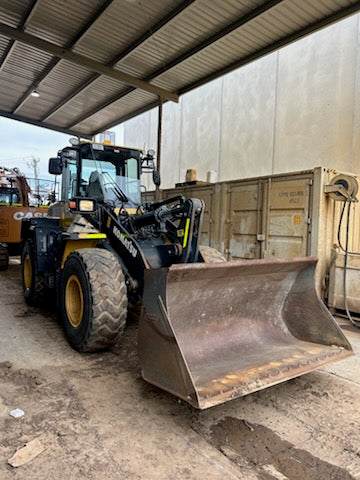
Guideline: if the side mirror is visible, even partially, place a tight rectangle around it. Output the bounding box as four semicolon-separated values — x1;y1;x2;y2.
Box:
48;157;63;175
152;169;161;187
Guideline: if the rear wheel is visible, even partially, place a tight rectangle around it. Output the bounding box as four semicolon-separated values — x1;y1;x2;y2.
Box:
60;248;128;352
0;243;9;271
199;245;226;263
21;239;47;306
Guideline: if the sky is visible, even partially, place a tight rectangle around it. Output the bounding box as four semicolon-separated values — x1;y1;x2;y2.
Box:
0;117;124;180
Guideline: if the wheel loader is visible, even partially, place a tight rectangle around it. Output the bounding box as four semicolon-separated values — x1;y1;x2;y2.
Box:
20;140;352;409
0;166;47;270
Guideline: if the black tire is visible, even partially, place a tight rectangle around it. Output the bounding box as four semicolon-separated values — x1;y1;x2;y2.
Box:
199;245;227;263
21;239;47;306
0;243;9;271
60;248;128;352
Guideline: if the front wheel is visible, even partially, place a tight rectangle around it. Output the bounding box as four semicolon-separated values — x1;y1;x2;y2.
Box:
60;248;128;352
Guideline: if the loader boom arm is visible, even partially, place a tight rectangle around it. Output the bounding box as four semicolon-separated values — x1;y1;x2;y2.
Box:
80;196;204;300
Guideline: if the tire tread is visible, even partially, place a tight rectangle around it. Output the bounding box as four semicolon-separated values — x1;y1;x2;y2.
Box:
65;249;127;352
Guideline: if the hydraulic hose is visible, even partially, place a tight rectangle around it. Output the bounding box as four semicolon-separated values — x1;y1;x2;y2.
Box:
337;201;360;256
339;200;360;327
132;204;184;229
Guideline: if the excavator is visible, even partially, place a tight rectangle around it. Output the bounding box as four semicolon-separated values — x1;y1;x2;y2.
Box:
20;140;352;409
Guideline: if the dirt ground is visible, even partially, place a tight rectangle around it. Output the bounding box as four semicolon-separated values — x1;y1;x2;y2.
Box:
1;261;360;480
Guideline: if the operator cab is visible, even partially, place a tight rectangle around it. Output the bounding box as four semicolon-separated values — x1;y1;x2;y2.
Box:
50;142;143;208
0;170;22;205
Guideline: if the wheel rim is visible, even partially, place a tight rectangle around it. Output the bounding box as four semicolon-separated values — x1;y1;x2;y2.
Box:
23;255;32;290
65;275;84;328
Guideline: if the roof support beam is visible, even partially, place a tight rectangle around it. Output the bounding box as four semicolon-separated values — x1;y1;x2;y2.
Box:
0;109;91;138
0;0;40;74
66;0;284;129
11;0;115;114
0;22;179;102
41;0;195;123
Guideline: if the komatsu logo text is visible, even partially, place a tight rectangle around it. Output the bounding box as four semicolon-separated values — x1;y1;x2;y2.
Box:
112;225;137;258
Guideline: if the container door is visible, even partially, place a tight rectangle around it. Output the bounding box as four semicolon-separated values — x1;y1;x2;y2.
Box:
225;181;261;259
265;178;312;259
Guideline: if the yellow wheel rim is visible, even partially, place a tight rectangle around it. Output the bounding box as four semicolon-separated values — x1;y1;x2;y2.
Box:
23;255;32;290
65;275;84;328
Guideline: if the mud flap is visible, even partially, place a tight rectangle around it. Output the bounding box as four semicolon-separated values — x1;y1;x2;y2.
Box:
139;257;352;409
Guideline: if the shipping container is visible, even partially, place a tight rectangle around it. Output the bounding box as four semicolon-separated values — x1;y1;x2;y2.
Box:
143;167;360;314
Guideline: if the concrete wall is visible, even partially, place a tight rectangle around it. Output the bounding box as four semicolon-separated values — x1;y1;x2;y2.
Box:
123;14;360;189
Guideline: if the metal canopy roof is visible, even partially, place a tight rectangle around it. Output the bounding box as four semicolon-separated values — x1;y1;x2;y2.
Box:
0;0;360;139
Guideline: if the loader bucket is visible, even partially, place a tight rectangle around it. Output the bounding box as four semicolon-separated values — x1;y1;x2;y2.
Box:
139;257;352;409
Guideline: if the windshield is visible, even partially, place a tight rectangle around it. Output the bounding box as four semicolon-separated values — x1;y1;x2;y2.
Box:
80;157;141;206
0;187;21;205
62;144;142;206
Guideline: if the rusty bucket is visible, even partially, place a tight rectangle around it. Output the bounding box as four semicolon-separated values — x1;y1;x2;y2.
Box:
139;257;352;409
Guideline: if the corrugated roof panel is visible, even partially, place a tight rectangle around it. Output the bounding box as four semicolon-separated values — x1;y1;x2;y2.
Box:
0;76;29;110
236;18;290;44
1;42;53;81
112;0;259;79
72;75;127;102
15;95;59;120
275;0;353;25
153;58;225;92
37;60;95;103
73;89;158;133
24;0;104;47
0;43;54;112
327;0;352;8
0;0;33;28
49;76;130;127
72;0;183;64
0;69;34;91
0;33;9;56
17;62;94;120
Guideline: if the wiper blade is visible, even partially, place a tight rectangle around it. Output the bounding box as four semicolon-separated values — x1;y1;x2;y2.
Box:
111;183;128;203
101;171;128;203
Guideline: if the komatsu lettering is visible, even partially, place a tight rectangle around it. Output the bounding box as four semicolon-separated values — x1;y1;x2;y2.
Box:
112;225;137;257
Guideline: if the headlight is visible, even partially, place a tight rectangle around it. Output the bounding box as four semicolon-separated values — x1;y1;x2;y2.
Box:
79;200;95;212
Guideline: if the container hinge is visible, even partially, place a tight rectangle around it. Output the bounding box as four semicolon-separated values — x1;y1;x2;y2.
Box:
305;217;311;225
